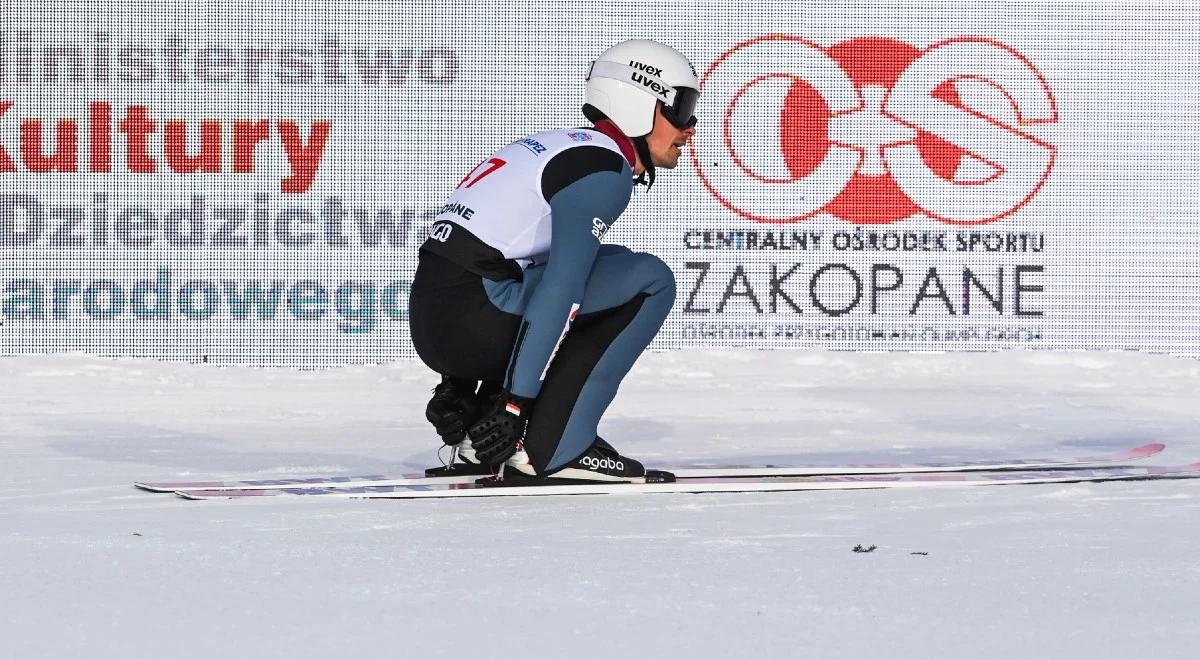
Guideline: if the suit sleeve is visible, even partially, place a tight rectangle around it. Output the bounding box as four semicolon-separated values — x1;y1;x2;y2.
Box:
503;146;634;400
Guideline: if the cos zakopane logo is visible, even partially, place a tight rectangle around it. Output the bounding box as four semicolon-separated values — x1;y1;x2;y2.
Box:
692;36;1058;225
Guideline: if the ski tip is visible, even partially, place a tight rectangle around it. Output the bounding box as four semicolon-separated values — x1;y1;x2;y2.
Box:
175;488;276;499
1126;442;1167;458
136;481;225;492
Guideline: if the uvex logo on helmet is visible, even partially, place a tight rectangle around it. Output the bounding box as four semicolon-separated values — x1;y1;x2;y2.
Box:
691;36;1059;225
630;61;664;77
628;61;672;99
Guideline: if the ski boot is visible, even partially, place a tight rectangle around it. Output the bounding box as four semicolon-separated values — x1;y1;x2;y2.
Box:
486;437;674;485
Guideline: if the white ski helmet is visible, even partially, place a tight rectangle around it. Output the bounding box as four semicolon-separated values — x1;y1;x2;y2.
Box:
584;39;700;138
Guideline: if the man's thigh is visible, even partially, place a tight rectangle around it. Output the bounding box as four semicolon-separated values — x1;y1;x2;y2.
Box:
483;244;667;316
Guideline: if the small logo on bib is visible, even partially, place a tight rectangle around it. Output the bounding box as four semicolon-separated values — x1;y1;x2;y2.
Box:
429;222;454;242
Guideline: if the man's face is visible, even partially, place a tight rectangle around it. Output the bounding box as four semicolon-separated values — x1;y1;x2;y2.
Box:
646;102;696;170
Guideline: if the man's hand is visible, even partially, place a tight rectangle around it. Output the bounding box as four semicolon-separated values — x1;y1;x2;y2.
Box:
467;394;534;466
425;377;482;446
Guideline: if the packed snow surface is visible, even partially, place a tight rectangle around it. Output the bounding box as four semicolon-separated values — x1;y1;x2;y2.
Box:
2;349;1199;659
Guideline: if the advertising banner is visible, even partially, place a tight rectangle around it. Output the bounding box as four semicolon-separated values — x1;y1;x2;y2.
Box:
3;0;1198;364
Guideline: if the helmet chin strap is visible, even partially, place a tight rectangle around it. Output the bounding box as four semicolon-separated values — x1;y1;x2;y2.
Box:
632;136;656;189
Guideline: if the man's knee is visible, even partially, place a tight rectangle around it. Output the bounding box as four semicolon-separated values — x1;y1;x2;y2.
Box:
635;252;676;303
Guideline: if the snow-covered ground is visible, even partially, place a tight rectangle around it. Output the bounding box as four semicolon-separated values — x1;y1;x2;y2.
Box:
2;349;1199;659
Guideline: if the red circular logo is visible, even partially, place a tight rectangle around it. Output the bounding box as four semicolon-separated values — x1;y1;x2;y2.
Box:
692;35;1058;225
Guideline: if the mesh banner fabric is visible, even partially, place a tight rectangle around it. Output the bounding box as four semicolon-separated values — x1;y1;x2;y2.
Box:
3;0;1198;365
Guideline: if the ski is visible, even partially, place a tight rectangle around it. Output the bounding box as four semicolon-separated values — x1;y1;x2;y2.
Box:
174;462;1200;500
135;474;396;493
136;442;1165;492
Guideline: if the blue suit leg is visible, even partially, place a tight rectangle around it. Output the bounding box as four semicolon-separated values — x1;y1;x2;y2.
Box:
483;245;675;472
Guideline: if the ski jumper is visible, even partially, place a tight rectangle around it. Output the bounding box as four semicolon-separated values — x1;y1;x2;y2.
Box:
409;124;676;472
